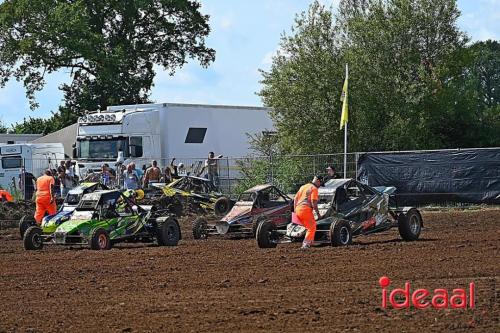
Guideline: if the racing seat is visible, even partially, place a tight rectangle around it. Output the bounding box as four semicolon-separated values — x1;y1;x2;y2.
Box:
334;187;348;211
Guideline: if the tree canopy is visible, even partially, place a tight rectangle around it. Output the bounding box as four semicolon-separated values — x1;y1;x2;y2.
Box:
0;0;215;133
259;0;499;153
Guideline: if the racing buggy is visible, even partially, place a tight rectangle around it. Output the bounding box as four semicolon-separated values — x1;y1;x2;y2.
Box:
256;178;423;248
18;182;108;238
149;176;234;217
23;189;180;251
192;184;292;239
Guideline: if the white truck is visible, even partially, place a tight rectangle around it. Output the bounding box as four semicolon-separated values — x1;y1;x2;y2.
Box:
73;102;274;178
0;143;65;191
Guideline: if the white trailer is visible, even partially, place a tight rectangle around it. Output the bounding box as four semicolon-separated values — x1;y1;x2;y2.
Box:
0;143;65;191
73;103;274;176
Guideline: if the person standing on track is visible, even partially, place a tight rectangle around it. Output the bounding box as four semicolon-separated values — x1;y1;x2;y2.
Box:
294;175;323;249
34;169;57;224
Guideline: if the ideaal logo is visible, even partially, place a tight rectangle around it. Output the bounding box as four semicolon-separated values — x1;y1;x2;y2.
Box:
379;276;475;309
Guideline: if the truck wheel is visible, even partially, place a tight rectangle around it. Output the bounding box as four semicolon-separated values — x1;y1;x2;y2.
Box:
19;215;36;238
330;219;352;246
192;217;208;240
23;226;44;251
398;208;422;241
214;197;231;216
90;228;112;250
157;217;180;246
256;221;278;248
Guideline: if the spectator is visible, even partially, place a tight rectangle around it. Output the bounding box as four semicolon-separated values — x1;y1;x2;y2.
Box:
57;161;66;175
63;160;76;193
19;167;36;201
57;165;67;197
163;165;173;183
177;163;187;177
201;152;222;187
324;165;341;183
128;162;140;178
124;164;140;190
170;158;186;179
104;163;116;177
101;164;115;187
143;160;161;188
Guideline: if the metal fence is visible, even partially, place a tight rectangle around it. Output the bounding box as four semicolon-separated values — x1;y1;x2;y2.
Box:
4;148;498;205
1;153;359;200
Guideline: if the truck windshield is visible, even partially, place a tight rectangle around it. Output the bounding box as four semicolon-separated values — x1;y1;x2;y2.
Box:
77;139;128;160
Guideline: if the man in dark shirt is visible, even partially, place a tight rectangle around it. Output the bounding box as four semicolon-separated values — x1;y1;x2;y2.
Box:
19;168;36;201
324;165;341;183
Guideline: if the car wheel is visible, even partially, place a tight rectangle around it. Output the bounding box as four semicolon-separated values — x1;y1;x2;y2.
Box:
214;197;231;216
157;217;180;246
90;228;112;250
192;217;208;240
398;208;422;241
169;198;184;217
256;221;278;248
23;226;44;251
251;216;266;237
330;219;352;247
19;215;36;239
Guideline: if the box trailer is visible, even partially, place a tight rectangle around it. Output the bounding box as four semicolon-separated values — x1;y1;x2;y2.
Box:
0;143;65;192
73;103;274;177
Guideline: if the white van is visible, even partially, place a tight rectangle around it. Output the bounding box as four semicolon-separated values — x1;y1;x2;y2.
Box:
0;143;65;192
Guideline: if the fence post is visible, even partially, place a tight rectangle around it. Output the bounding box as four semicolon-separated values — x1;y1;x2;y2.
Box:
313;155;316;177
226;157;231;197
269;153;274;185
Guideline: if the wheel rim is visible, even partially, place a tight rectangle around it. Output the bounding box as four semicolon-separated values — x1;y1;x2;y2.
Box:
265;225;277;243
32;232;42;247
409;215;420;235
339;226;350;244
98;234;107;248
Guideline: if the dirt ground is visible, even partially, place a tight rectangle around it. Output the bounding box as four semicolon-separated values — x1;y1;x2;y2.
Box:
0;209;498;333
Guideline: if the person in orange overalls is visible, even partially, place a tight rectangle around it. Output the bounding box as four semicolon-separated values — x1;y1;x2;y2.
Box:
34;169;57;224
0;189;13;202
294;175;323;249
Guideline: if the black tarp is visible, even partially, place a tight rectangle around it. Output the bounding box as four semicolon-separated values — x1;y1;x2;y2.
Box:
357;149;500;205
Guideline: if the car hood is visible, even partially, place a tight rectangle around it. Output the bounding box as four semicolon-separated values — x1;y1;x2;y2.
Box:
221;204;253;223
41;210;74;233
55;218;92;234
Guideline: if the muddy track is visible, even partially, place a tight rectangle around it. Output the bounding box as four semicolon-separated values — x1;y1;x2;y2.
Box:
0;209;498;332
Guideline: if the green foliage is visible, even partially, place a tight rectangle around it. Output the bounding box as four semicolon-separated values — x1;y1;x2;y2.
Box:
0;0;215;130
0;119;7;133
259;1;344;154
234;132;316;194
259;0;498;153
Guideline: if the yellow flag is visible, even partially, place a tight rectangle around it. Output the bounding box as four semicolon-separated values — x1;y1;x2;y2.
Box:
340;66;348;130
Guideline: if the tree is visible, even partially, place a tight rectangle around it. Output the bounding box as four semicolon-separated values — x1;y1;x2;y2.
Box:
259;1;344;155
0;119;8;133
259;0;496;153
0;0;215;116
339;0;467;151
427;40;500;147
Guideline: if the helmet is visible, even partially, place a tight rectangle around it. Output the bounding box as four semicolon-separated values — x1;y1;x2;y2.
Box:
135;189;145;200
178;163;184;168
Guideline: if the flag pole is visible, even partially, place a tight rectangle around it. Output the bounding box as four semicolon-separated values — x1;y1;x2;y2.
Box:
344;117;347;178
343;63;348;178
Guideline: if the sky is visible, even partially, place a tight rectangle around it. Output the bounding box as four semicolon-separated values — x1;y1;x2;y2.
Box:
0;0;499;128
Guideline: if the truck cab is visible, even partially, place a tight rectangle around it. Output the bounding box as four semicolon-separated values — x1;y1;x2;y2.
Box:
74;107;161;178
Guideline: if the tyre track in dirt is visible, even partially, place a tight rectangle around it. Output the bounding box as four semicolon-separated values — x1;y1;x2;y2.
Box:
0;209;498;332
